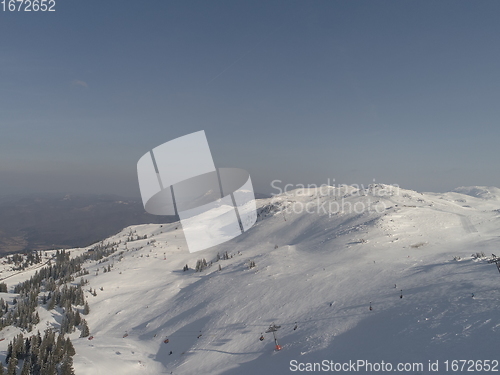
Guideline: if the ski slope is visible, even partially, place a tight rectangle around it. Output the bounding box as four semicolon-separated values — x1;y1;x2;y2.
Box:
1;185;500;374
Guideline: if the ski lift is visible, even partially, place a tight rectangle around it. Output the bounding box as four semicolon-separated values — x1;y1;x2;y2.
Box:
266;323;282;351
265;324;281;333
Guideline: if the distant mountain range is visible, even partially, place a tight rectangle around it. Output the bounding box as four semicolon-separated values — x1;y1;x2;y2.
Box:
0;193;176;254
0;192;272;255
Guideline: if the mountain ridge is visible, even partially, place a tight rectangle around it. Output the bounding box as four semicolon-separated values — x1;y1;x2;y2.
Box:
0;185;499;374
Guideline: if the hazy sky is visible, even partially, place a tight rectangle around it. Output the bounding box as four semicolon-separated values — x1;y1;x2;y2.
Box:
1;0;500;198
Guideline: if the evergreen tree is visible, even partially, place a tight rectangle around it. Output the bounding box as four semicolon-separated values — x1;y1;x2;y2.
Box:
64;338;75;357
74;311;81;327
6;356;17;375
79;319;90;338
60;316;70;334
47;294;56;310
43;352;56;375
33;311;40;325
60;354;75;375
24;338;30;360
54;334;65;363
20;356;30;375
6;343;12;364
82;301;90;315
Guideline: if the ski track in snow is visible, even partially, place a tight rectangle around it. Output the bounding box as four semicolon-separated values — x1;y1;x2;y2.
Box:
459;215;478;233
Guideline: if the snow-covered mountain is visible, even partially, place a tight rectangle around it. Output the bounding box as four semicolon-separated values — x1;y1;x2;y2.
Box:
1;185;500;374
452;186;500;201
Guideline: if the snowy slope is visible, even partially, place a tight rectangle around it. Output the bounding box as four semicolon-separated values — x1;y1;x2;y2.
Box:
453;186;500;201
2;185;500;374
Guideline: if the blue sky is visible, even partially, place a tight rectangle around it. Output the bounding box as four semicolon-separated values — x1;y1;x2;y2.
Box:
1;0;500;197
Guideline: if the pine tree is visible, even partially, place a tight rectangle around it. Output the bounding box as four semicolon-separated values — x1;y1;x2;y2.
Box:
80;319;90;338
47;293;56;310
13;334;23;361
20;356;30;375
44;352;56;375
64;338;75;356
0;361;4;375
6;356;17;375
33;311;40;325
30;343;40;374
74;311;81;326
54;334;65;363
6;343;12;364
24;338;30;359
83;301;90;315
60;354;75;375
60;316;69;334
